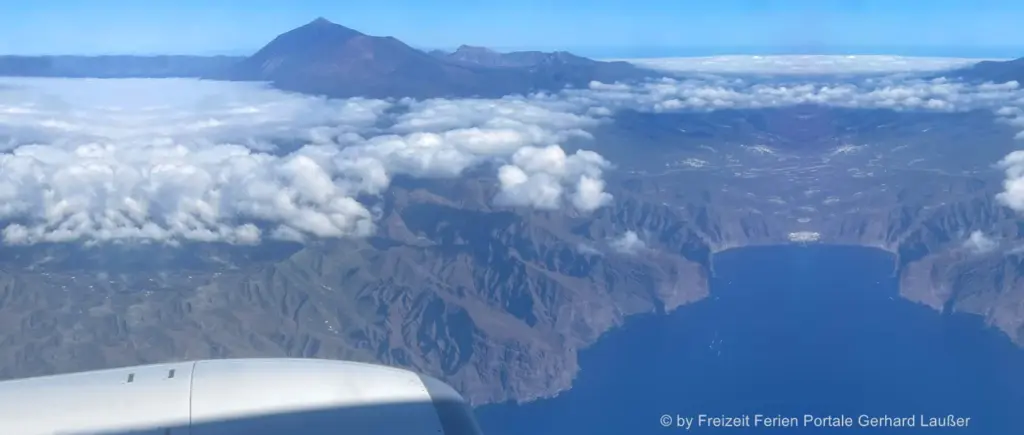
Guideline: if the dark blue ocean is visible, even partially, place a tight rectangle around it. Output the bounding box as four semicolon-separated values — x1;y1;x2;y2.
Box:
475;246;1024;434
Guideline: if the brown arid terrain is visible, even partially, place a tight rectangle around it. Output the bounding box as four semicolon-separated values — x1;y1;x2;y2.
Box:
4;18;1024;408
3;104;1024;405
0;176;710;405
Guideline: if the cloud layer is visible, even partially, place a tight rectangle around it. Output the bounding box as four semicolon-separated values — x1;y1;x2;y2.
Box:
576;76;1023;113
614;55;995;75
6;56;1024;245
584;60;1024;227
0;78;611;245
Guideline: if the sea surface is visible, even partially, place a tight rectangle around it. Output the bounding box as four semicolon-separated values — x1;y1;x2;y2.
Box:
475;245;1024;434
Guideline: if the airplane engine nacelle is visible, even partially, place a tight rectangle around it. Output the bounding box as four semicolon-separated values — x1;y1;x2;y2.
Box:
0;358;484;435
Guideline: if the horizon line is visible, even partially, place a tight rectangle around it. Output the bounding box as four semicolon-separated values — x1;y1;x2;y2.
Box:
0;48;1015;60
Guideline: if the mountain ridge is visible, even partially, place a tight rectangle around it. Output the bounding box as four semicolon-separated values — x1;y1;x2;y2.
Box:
225;17;653;98
0;17;655;98
3;105;1024;406
948;57;1024;83
4;17;1024;409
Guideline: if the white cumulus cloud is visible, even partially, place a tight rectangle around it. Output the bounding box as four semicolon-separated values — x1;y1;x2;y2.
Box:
609;231;647;255
494;145;612;212
996;151;1024;214
962;230;999;254
11;56;1024;246
0;78;614;245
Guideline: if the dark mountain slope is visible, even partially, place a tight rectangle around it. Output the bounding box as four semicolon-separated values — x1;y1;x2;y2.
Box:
3;107;1024;406
0;18;654;98
431;45;650;90
0;178;709;405
947;57;1024;84
226;18;517;98
226;18;654;98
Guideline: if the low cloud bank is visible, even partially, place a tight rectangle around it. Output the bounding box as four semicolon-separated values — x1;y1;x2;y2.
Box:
6;55;1024;245
613;55;995;75
577;76;1022;113
0;79;611;245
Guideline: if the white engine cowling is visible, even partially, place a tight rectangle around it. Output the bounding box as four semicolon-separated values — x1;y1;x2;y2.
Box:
0;358;483;435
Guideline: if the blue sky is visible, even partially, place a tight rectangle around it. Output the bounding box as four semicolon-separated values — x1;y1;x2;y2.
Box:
2;0;1023;57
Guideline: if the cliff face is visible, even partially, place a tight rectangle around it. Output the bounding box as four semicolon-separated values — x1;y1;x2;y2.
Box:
0;179;708;405
0;104;1021;405
898;200;1024;343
